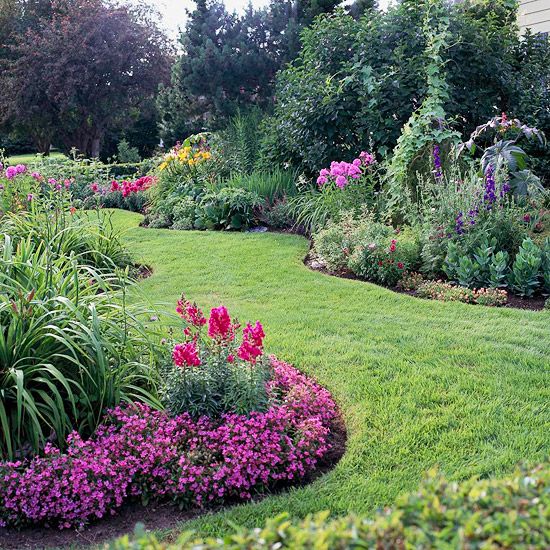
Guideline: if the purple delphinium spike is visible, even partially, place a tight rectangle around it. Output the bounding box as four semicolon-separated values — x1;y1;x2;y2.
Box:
433;144;442;180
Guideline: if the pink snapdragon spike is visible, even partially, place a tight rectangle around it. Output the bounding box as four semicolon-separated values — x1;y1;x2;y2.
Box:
172;341;201;367
238;321;265;363
0;358;337;530
208;305;235;341
176;296;207;327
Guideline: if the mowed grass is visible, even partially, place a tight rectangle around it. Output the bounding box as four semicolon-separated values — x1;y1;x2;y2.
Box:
113;209;550;539
4;152;65;165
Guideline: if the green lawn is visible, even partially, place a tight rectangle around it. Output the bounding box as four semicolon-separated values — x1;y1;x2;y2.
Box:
113;209;549;539
4;152;65;165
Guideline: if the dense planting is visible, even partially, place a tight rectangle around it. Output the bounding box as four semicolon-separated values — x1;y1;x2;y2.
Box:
111;463;550;549
0;358;337;529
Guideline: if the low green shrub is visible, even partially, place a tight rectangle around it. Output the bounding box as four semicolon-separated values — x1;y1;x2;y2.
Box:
195;188;261;231
109;463;550;549
417;280;508;307
171;197;197;230
508;238;542;297
313;213;421;287
396;271;425;291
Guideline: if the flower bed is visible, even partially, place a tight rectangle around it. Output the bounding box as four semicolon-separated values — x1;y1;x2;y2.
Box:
0;358;337;530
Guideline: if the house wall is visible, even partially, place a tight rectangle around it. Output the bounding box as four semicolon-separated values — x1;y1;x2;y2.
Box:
519;0;550;33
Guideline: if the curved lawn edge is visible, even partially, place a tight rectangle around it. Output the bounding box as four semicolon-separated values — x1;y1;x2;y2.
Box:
101;210;549;542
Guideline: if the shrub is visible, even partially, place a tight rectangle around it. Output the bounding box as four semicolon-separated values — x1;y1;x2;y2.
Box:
348;227;421;287
508;238;543;297
396;271;425;291
161;298;271;418
417;280;508;307
0;236;162;460
0;358;337;529
195;188;260;231
172;197;197;230
110;463;550;549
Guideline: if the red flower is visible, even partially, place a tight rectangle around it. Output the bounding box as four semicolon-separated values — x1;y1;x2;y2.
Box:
397;262;404;269
389;244;396;252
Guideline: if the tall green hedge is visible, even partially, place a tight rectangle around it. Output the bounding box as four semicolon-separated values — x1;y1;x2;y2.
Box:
109;463;550;549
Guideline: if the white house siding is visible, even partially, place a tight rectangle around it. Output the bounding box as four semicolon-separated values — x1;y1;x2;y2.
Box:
519;0;550;33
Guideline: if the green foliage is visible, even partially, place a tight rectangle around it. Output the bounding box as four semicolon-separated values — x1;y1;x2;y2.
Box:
172;197;198;231
219;169;298;205
215;110;265;176
195;188;261;231
313;213;421;286
161;358;271;419
0;236;162;460
110;463;550;549
116;139;141;164
386;0;461;221
261;0;523;175
508;238;543;297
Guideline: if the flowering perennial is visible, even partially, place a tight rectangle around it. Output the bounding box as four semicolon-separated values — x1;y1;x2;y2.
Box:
0;358;337;530
316;151;375;189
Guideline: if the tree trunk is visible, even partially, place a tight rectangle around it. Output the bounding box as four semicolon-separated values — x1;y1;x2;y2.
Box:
90;136;101;158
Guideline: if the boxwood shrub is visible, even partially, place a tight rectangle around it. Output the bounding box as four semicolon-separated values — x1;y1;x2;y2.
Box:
109;463;549;549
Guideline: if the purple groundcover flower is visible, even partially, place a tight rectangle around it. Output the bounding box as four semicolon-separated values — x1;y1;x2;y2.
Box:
0;357;337;530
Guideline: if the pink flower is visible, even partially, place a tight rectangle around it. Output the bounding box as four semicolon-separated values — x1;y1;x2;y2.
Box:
397;262;404;269
172;341;201;367
110;180;120;192
15;164;26;174
90;182;100;193
359;151;374;166
238;321;265;363
335;175;347;188
48;178;57;185
176;297;206;327
27;193;33;202
389;244;396;252
317;175;328;186
31;171;42;180
319;168;329;177
208;306;234;341
5;166;17;180
353;158;361;166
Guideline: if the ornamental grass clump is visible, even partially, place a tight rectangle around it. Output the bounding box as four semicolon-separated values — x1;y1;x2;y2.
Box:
161;297;272;418
0;236;162;460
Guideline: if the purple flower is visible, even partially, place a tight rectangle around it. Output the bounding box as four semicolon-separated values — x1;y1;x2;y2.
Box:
15;164;26;175
27;193;33;202
433;144;442;180
455;211;465;235
483;165;496;208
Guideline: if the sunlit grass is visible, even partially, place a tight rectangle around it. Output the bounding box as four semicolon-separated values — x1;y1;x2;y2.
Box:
112;209;550;539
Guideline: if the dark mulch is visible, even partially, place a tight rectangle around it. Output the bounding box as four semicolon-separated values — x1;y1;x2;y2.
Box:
304;253;547;312
134;263;153;280
0;412;346;550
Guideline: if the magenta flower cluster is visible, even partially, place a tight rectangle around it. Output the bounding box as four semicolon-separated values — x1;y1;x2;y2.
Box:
316;151;375;188
0;358;337;530
4;164;27;180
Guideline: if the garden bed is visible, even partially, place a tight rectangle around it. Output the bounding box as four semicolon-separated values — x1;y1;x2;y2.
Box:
0;358;346;549
304;252;547;311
